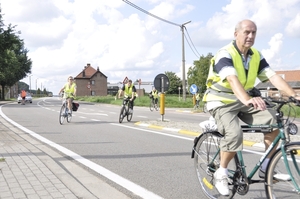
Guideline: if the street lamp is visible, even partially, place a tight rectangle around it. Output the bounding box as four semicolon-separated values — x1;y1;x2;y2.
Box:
36;78;39;96
28;75;33;94
178;87;181;101
181;21;191;102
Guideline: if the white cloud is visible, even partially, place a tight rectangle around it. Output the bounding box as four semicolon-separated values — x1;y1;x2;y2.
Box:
285;13;300;38
1;0;299;93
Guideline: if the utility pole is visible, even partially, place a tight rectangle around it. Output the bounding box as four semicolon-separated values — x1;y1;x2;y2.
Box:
181;21;191;102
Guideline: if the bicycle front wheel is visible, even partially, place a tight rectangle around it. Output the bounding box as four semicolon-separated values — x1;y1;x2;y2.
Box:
150;101;154;111
67;110;72;123
193;132;237;199
59;104;66;125
119;106;125;123
265;143;300;199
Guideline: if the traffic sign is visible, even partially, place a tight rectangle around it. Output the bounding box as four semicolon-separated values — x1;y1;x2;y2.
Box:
190;84;198;94
123;76;129;84
154;74;169;92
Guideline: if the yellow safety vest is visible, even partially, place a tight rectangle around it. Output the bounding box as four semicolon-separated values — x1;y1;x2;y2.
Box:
124;84;136;97
152;90;158;99
64;83;76;97
203;42;260;104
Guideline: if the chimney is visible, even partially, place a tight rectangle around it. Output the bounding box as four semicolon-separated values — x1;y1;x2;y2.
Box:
82;69;85;77
87;63;91;67
97;66;99;71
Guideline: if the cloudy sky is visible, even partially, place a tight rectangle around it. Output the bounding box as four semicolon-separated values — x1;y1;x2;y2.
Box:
1;0;300;93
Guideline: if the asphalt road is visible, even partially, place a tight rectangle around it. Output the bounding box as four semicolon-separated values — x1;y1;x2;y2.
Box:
1;97;294;199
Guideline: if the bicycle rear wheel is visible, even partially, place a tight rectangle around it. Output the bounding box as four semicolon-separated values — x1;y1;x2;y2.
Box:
119;106;126;123
265;144;300;199
193;132;237;199
59;104;66;125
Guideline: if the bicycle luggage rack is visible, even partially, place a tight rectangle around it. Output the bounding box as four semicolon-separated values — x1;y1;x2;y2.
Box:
241;125;272;133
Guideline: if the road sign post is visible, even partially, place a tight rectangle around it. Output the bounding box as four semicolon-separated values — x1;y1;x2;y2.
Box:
154;74;169;121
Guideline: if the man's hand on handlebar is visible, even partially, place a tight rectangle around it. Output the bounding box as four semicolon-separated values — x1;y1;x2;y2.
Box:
246;97;267;110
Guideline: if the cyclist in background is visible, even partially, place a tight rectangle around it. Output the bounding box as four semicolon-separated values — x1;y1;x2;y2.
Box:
149;88;159;106
195;92;200;108
118;79;137;113
59;76;77;114
21;89;26;105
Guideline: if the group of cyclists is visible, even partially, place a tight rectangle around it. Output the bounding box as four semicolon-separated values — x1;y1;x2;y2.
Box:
58;77;160;117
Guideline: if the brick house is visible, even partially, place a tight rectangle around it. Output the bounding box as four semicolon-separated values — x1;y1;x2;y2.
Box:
256;70;300;97
75;63;107;96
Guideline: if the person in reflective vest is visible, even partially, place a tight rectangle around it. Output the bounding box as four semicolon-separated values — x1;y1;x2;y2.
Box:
149;88;159;105
59;76;77;114
203;19;300;196
119;79;137;113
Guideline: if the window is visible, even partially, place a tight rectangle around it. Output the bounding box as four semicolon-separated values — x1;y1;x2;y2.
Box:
91;80;95;85
91;91;95;96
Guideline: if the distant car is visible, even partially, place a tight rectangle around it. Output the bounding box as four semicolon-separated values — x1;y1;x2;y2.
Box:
17;93;32;104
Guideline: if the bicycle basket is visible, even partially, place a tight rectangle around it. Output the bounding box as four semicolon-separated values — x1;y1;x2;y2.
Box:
72;102;79;111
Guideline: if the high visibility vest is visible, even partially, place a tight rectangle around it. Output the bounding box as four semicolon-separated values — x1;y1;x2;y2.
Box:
64;83;76;97
124;84;136;97
152;90;158;98
203;42;260;104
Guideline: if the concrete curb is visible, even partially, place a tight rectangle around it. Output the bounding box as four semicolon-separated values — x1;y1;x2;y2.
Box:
134;122;265;148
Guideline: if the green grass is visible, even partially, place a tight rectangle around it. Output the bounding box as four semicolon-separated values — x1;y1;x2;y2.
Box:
76;95;204;109
76;95;300;117
0;158;5;162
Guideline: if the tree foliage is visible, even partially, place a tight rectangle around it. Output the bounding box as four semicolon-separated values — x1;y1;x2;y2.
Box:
187;53;213;93
164;71;182;94
0;7;32;99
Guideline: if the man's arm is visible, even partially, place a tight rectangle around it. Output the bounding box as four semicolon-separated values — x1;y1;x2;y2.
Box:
227;75;267;110
269;74;299;97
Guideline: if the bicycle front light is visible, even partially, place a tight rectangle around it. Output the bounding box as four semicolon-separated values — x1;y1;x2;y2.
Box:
287;123;298;135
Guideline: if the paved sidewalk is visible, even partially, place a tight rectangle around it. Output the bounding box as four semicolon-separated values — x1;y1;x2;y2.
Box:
0;102;130;199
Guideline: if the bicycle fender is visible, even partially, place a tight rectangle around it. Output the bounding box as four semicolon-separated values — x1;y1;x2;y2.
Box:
191;131;222;158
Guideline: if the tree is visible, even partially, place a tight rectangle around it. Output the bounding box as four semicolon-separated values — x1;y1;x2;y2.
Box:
0;7;32;99
164;71;182;94
187;53;213;93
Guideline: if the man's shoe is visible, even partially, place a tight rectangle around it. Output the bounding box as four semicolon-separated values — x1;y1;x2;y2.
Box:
259;169;291;181
214;169;230;196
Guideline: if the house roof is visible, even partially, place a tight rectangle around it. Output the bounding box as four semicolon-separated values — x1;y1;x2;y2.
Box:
256;70;300;89
75;64;107;79
256;81;300;89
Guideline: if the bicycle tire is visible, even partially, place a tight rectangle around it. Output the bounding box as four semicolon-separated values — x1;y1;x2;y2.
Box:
127;111;133;122
203;103;208;113
193;132;237;199
265;143;300;199
155;103;159;111
67;109;72;123
150;101;154;111
59;104;66;125
119;106;125;123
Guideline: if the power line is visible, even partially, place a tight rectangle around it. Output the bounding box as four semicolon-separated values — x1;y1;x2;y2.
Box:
184;27;201;58
122;0;181;27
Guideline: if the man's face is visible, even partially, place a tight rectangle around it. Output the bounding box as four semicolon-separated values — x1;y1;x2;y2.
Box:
128;81;132;86
235;21;257;49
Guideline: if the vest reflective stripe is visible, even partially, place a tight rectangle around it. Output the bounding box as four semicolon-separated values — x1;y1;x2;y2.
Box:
204;43;260;104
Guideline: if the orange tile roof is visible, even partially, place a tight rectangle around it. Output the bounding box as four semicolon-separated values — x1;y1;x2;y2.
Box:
75;65;97;79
